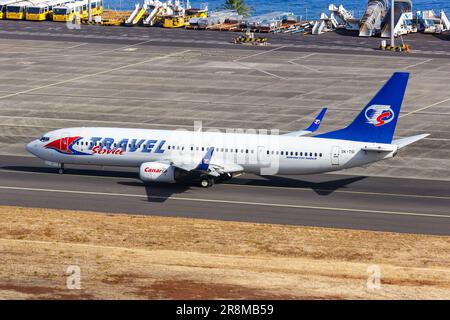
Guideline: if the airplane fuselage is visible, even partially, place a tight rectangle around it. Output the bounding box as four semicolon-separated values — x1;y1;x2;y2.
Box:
26;127;396;176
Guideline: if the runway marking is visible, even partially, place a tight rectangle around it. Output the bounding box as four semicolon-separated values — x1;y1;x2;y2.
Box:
234;61;286;80
0;49;191;101
223;183;450;201
233;46;289;62
288;53;320;73
400;97;450;118
1;169;450;200
0;185;449;219
404;58;433;70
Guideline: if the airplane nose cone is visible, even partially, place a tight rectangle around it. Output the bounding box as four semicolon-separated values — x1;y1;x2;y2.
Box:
26;140;37;155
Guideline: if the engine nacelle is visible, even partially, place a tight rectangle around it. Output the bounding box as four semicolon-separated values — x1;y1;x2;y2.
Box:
139;162;176;183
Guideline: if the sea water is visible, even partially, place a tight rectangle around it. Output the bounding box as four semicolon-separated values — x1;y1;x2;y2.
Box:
106;0;449;19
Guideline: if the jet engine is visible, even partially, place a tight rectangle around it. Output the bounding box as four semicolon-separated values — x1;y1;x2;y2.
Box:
139;162;177;183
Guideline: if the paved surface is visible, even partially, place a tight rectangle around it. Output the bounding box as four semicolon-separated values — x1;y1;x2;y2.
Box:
0;21;449;235
1;155;449;235
0;20;449;181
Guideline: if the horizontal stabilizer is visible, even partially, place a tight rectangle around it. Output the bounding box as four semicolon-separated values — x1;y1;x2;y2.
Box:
361;144;397;152
393;134;429;149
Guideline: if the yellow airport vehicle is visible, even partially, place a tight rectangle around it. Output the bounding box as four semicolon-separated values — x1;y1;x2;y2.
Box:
163;15;185;28
6;0;40;19
163;10;208;28
53;0;102;22
26;0;72;21
0;0;22;19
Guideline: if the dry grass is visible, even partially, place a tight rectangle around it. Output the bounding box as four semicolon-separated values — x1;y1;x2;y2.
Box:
0;205;449;299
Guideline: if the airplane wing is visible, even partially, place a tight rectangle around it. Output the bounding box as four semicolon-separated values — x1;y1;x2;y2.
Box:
164;147;244;177
283;108;327;137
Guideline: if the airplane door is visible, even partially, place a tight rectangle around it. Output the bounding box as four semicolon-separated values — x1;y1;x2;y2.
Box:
60;132;70;153
331;146;340;165
257;146;270;165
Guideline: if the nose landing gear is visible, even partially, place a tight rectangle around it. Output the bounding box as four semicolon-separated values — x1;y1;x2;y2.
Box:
58;164;65;174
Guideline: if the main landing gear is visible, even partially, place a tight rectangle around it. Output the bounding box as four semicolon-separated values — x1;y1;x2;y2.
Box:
58;164;65;174
199;176;214;188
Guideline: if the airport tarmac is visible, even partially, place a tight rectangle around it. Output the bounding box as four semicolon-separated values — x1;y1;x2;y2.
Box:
0;21;449;235
1;155;450;235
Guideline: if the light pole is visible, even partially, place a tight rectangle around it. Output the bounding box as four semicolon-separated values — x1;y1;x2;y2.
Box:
390;0;395;48
88;0;92;22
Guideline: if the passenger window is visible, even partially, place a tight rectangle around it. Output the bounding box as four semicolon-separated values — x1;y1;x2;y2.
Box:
295;152;298;156
281;151;284;155
315;153;317;157
320;153;323;157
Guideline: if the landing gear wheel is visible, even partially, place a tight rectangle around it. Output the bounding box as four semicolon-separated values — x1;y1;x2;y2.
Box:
200;178;210;188
200;177;214;188
58;164;65;174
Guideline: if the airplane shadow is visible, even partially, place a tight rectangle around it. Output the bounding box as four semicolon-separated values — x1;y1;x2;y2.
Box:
228;175;367;196
4;165;367;198
118;181;190;203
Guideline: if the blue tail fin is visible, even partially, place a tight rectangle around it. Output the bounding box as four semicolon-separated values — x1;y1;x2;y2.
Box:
314;72;409;144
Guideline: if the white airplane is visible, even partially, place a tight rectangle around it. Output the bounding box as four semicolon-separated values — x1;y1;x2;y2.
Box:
26;72;428;188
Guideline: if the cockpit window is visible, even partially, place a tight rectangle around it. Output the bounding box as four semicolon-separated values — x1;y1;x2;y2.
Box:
39;136;50;142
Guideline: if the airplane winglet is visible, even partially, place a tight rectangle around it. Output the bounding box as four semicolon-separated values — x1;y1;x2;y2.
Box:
283;107;327;137
304;107;327;133
196;147;214;171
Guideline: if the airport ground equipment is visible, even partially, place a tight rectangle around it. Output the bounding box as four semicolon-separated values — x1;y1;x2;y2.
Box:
52;0;103;22
142;0;162;26
0;0;22;19
240;12;293;32
234;29;268;45
312;12;332;34
26;0;73;21
417;10;450;34
379;38;411;52
188;10;240;29
381;0;414;38
125;2;147;25
359;0;388;37
6;0;48;19
311;4;355;35
328;3;354;28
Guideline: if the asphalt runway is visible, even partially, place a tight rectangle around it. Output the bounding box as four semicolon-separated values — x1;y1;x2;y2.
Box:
1;155;449;235
0;21;449;236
